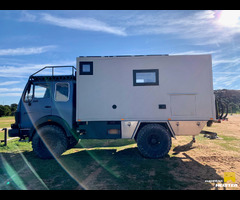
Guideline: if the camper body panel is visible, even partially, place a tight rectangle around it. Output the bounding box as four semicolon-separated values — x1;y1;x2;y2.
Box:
76;55;215;123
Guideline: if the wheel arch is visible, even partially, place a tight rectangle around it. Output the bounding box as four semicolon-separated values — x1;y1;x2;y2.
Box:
133;121;175;141
29;115;74;141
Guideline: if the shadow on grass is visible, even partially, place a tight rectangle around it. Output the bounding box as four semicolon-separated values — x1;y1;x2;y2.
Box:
0;140;223;190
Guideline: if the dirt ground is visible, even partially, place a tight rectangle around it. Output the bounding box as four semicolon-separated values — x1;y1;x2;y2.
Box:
1;115;240;190
170;114;240;190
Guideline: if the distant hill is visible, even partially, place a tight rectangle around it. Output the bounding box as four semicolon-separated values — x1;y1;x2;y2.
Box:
214;89;240;113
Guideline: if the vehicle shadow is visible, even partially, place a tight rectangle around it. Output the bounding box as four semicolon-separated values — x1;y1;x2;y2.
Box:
172;140;196;155
0;140;224;190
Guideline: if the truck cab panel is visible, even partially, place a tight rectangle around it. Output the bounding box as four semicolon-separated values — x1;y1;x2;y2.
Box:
9;67;76;141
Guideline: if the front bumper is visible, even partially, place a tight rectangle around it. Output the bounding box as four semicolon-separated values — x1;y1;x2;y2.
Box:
8;123;30;138
8;127;30;139
8;128;20;137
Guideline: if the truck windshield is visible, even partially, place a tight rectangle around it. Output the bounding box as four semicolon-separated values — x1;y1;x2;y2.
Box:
24;83;33;102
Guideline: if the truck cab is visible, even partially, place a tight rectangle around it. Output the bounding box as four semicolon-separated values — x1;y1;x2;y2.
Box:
9;66;78;158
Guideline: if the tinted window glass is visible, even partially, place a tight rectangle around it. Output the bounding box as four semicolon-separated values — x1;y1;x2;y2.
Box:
55;82;69;102
133;69;159;86
34;84;50;98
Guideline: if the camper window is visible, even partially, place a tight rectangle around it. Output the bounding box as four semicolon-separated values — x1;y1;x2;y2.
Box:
79;62;93;75
133;69;159;86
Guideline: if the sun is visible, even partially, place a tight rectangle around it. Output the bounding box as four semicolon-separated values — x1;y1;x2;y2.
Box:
218;10;240;27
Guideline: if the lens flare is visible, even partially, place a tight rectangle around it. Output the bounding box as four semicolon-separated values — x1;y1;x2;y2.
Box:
218;10;240;27
1;154;27;190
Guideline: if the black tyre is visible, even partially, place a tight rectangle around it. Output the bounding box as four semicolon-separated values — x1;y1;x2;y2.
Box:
67;136;80;149
137;124;172;159
32;125;68;159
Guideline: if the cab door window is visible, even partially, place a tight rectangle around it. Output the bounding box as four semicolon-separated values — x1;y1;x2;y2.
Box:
34;83;50;99
55;82;69;102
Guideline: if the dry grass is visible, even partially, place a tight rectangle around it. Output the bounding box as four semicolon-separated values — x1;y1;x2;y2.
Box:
170;114;240;190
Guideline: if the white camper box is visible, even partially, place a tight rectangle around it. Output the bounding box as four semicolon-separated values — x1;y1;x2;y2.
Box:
76;55;215;140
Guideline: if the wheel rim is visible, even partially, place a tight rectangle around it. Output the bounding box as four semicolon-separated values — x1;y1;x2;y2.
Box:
147;134;161;148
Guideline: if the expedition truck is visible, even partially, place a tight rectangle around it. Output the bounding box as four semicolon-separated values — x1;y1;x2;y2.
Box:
8;54;216;159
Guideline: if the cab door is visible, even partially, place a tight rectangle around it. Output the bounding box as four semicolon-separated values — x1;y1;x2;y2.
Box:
21;81;52;129
51;81;74;129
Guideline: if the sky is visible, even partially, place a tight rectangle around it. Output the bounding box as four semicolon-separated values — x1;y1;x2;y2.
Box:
1;10;240;105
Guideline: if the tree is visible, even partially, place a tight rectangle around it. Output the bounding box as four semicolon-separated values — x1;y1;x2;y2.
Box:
10;103;18;116
215;89;240;114
0;104;18;117
3;105;11;116
228;102;239;114
0;105;5;117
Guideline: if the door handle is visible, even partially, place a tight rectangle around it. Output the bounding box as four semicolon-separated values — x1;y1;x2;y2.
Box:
44;106;51;108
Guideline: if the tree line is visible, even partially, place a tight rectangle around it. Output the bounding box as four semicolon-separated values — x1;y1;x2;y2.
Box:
0;104;18;117
214;89;240;113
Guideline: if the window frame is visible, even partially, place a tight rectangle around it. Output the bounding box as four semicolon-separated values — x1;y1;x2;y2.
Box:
54;82;70;102
133;69;159;86
79;61;93;75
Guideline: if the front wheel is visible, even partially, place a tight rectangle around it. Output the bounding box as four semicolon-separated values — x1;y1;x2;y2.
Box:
137;124;172;159
32;125;68;159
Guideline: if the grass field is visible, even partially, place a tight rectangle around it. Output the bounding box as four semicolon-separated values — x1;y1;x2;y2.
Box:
0;116;14;129
0;115;240;190
0;116;14;141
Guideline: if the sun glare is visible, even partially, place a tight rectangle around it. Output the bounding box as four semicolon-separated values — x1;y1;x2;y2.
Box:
218;10;240;27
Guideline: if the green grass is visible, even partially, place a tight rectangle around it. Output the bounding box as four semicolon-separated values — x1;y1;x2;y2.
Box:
218;135;238;141
0;116;14;129
0;139;190;190
0;116;15;141
214;135;240;152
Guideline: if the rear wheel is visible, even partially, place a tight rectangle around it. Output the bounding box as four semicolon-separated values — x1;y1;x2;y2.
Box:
137;124;172;159
32;125;68;159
